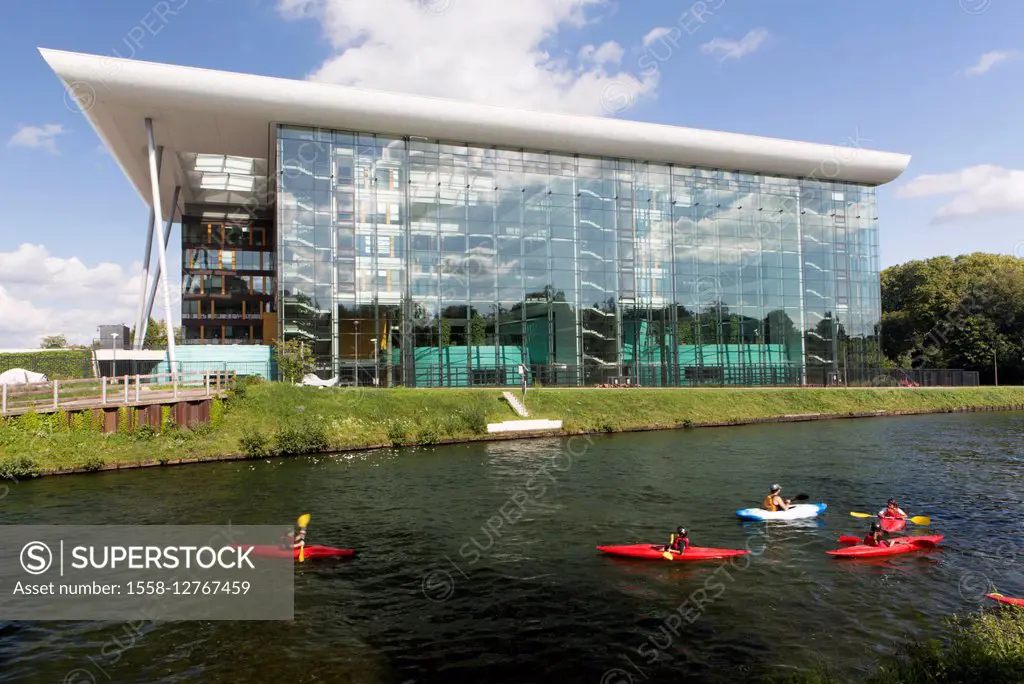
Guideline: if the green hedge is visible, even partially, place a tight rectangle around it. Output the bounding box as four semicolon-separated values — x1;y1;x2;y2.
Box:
0;351;93;379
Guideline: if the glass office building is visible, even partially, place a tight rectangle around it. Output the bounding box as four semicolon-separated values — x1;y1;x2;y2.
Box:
277;126;882;387
42;48;908;385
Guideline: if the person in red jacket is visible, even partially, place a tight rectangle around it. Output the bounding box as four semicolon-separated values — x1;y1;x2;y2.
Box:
667;527;690;554
863;522;891;547
879;498;909;520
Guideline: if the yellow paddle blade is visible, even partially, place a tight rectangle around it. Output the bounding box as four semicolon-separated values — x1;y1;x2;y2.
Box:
298;543;305;563
662;551;674;560
909;515;930;526
297;513;311;529
850;512;873;518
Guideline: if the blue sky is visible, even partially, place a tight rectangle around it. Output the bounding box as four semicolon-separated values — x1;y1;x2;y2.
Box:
1;0;1022;346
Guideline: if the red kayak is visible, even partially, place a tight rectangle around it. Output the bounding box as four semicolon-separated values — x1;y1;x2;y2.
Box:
879;516;907;533
597;544;749;561
232;544;355;560
986;593;1024;607
827;535;943;558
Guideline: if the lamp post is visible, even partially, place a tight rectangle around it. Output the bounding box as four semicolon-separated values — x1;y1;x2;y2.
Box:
353;320;359;388
370;338;379;387
111;332;118;378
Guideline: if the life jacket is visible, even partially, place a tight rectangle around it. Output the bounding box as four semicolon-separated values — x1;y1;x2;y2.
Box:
763;494;777;512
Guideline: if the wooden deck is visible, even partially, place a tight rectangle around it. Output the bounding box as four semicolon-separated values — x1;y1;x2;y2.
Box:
0;385;228;417
1;371;235;430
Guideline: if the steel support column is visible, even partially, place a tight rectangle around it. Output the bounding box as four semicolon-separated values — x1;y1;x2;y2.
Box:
133;146;163;349
140;185;181;347
145;117;178;380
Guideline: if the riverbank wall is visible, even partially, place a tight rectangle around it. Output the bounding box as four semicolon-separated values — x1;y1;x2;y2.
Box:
3;384;1024;478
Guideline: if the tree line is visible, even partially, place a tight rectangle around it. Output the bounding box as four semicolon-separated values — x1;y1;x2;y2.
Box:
38;319;183;351
881;252;1024;384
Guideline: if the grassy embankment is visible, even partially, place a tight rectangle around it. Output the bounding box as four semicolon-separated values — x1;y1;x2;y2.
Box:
2;381;1024;477
771;608;1024;683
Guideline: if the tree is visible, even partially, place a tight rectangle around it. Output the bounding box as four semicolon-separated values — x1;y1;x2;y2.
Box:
274;339;316;383
131;319;184;349
40;334;67;349
880;253;1024;384
470;312;487;345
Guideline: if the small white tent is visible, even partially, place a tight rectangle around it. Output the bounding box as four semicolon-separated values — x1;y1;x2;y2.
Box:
0;368;48;385
300;373;338;388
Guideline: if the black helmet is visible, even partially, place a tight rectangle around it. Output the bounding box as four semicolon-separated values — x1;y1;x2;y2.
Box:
887;498;897;506
676;526;687;536
870;522;881;533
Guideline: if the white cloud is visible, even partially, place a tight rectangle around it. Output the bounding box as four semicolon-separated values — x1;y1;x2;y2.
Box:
0;244;179;349
579;40;625;66
642;26;674;47
7;124;66;155
276;0;658;115
963;50;1019;76
700;28;769;61
896;164;1024;223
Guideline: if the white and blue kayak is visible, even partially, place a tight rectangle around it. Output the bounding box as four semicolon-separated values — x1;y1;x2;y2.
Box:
735;503;827;521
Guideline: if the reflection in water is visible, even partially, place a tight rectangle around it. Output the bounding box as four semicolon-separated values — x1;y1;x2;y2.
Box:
2;411;1023;683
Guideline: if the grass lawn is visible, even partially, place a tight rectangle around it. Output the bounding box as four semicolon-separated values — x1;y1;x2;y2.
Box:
2;381;1024;477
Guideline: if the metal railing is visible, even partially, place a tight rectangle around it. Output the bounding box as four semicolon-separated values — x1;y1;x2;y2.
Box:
1;370;236;416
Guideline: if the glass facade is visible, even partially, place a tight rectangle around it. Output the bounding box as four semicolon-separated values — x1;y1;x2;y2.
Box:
181;213;276;345
276;125;881;387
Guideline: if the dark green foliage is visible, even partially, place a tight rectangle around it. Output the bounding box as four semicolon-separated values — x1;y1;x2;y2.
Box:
133;424;158;441
80;455;106;472
772;609;1024;684
273;340;315;383
882;253;1024;383
386;419;409;446
239;431;272;459
274;419;329;455
458;403;489;435
0;454;40;478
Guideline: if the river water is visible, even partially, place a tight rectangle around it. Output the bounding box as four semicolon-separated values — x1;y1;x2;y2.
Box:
2;412;1023;683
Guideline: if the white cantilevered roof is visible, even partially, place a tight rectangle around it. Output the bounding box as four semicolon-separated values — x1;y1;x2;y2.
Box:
40;48;911;221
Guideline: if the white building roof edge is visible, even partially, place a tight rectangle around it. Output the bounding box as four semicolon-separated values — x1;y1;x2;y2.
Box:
39;48;910;219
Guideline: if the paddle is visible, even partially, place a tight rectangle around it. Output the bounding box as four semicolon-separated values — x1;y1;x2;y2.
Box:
850;511;931;526
296;513;310;563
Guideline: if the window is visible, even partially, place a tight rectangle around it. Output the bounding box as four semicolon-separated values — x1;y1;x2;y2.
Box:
203;275;222;294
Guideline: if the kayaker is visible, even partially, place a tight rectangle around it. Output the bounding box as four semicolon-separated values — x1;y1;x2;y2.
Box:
863;522;891;547
293;524;308;549
878;498;908;520
279;524;308;549
667;527;690;554
762;484;791;512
